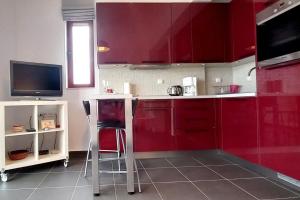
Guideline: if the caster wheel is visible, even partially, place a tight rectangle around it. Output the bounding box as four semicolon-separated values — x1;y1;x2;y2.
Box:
1;173;8;182
64;160;69;168
128;192;135;195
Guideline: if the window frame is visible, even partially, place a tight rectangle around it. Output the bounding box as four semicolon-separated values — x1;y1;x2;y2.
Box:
66;20;95;88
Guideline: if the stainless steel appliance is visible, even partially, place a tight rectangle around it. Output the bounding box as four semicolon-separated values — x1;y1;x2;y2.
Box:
256;0;300;68
182;77;198;96
167;85;183;96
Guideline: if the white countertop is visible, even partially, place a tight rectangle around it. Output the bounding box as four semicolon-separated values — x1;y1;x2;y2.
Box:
137;93;256;100
89;93;256;100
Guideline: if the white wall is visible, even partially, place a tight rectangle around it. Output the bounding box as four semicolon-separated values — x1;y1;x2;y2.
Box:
5;0;99;151
0;0;16;100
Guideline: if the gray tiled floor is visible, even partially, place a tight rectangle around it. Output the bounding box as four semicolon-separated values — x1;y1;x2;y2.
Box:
1;152;299;200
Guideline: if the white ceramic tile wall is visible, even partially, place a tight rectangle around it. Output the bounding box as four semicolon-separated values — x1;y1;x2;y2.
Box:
232;61;257;93
205;65;233;94
98;64;206;96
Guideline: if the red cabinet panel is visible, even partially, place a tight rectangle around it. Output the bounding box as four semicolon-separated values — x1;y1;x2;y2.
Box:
221;98;259;164
97;3;134;64
257;63;300;179
192;4;229;62
173;99;217;150
133;100;174;152
97;3;171;65
229;0;256;61
130;4;172;64
171;3;193;63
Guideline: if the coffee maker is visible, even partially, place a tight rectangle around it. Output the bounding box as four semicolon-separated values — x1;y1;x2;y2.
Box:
182;77;198;96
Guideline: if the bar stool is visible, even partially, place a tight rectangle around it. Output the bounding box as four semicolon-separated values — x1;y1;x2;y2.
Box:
82;100;141;192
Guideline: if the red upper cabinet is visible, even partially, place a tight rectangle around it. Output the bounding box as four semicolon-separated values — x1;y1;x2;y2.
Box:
191;3;229;63
229;0;256;61
171;3;193;63
97;3;172;65
97;3;134;64
130;3;172;64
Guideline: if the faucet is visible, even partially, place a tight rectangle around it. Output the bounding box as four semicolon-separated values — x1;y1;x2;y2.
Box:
247;66;256;81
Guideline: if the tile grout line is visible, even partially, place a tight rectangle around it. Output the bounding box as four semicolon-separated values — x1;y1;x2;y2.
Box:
191;156;261;200
236;164;300;197
139;160;164;200
70;161;85;200
164;158;210;200
24;161;55;200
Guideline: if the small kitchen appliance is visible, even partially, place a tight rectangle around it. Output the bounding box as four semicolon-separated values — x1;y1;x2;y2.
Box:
182;77;198;96
167;85;183;96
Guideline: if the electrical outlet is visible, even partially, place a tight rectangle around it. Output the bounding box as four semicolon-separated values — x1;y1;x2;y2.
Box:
157;79;164;85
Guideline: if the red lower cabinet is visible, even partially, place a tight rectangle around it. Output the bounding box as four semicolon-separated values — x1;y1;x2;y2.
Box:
173;99;217;150
221;98;259;164
133;100;175;152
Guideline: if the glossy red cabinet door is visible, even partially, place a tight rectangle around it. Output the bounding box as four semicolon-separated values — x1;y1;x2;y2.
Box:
133;100;175;152
173;99;217;150
221;98;259;164
130;4;172;64
257;64;300;179
229;0;256;61
171;3;193;63
97;3;134;64
192;3;229;63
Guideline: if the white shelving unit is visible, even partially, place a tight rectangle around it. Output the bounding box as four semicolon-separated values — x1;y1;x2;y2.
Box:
0;101;69;182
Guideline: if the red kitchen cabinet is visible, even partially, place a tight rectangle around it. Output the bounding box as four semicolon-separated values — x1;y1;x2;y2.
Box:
191;4;229;63
171;3;193;63
96;3;134;64
229;0;256;61
173;99;217;150
221;97;259;164
133;100;175;152
129;4;172;64
97;3;172;65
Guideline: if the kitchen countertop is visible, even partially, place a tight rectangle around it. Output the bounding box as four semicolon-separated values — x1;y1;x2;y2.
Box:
88;93;256;100
136;92;256;99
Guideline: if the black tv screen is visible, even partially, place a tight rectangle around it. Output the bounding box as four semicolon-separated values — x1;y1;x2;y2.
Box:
10;61;63;97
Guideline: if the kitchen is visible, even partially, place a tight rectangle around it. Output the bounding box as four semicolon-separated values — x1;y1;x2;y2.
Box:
1;0;300;199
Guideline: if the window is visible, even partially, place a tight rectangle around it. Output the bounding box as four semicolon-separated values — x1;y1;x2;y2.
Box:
67;21;94;88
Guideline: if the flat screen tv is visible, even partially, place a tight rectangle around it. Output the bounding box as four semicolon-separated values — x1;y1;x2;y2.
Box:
10;60;63;97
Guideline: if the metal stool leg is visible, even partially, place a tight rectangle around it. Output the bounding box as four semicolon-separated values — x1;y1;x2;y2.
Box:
84;139;92;177
116;129;121;172
134;159;141;193
120;129;126;155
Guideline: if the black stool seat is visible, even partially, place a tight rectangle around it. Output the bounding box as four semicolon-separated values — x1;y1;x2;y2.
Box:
97;120;125;129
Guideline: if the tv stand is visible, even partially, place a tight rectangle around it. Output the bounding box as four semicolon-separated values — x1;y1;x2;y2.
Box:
0;100;69;182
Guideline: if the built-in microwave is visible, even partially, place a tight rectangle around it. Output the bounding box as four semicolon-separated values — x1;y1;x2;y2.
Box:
256;0;300;68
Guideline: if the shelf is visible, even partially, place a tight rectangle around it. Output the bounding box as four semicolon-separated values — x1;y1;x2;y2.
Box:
5;153;36;170
5;131;36;137
39;152;65;162
38;128;64;134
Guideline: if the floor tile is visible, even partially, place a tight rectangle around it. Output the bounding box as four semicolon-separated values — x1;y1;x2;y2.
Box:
51;159;84;172
72;185;115;200
155;182;207;200
114;169;151;184
116;184;160;200
77;171;114;186
166;157;202;167
178;167;223;181
28;187;74;200
232;178;299;199
0;173;47;189
209;165;260;179
20;162;54;174
194;180;256;200
140;158;172;168
194;154;232;166
0;189;33;200
146;168;187;183
85;160;113;172
38;172;80;188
